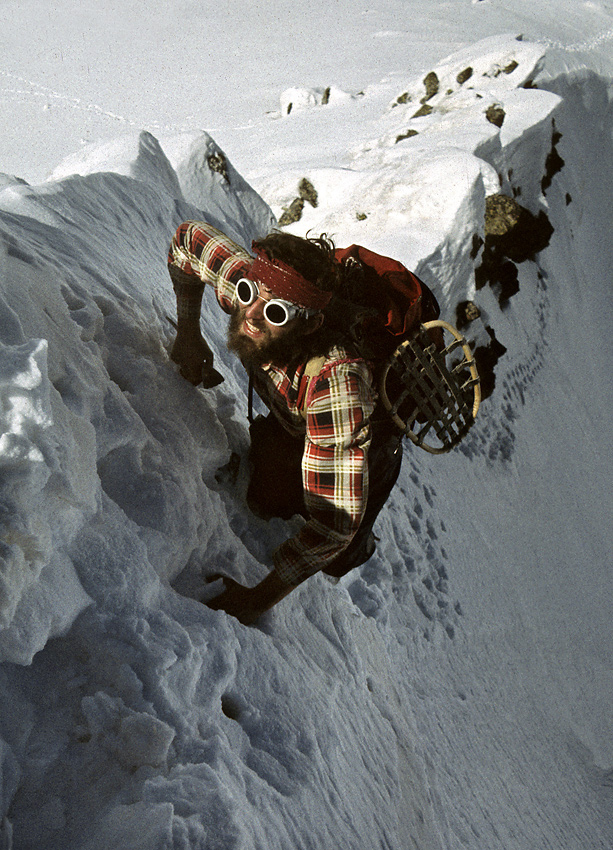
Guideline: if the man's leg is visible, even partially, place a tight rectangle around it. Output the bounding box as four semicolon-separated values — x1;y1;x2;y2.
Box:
322;425;403;578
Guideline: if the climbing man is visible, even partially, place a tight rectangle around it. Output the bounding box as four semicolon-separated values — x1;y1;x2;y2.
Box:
168;220;431;625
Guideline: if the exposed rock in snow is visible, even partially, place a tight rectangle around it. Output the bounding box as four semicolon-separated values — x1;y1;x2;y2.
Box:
280;85;358;116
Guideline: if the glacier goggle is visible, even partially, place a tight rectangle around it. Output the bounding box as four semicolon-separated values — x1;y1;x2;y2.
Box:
235;277;318;326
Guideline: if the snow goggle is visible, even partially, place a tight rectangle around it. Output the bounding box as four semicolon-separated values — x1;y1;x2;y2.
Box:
235;277;317;326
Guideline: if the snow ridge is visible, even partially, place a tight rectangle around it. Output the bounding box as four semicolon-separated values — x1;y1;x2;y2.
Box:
0;33;611;850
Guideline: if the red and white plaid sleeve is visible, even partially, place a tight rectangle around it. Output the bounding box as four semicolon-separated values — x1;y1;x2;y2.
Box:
273;359;375;585
168;220;251;311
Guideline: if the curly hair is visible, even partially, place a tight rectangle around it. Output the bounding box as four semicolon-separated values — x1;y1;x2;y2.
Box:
251;231;343;295
251;230;369;358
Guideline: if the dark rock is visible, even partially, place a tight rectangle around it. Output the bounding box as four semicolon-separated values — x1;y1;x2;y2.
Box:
484;194;553;262
486;104;506;127
207;151;229;182
298;178;318;207
392;92;411;108
395;129;419;143
278;178;319;226
422;71;439;102
457;67;473;85
456;300;481;329
412;103;433;119
278;198;305;227
484;194;522;237
475;193;554;317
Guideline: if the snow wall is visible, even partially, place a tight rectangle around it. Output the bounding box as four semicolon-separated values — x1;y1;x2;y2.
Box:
0;36;611;850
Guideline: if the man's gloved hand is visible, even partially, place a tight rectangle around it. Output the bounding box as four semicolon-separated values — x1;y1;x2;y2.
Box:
200;362;225;388
204;571;298;626
171;331;224;387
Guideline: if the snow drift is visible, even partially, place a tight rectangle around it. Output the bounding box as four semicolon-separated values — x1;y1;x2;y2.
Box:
0;34;611;850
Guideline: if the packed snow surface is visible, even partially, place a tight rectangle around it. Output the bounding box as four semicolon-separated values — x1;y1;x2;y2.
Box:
1;3;612;849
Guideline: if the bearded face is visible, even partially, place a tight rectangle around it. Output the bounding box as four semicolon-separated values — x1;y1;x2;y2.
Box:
227;303;311;369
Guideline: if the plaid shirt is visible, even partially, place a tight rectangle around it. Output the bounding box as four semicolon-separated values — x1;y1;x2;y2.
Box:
169;221;375;585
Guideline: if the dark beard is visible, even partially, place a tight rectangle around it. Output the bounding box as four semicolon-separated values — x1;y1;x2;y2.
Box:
227;309;312;369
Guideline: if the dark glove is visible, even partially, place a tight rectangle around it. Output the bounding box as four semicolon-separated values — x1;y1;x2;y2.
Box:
171;331;224;387
200;362;225;388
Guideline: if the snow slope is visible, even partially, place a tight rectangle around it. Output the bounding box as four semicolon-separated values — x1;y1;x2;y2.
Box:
0;15;612;850
2;0;613;184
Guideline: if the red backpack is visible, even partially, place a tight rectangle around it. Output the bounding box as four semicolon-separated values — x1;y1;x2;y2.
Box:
331;245;481;453
333;244;441;359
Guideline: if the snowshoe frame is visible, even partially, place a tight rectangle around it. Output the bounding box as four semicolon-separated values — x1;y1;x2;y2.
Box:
379;320;481;454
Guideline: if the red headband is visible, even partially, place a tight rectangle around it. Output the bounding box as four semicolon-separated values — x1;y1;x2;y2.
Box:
247;245;332;310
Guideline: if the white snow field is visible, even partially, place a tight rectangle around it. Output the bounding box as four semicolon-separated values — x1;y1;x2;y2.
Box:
1;2;612;849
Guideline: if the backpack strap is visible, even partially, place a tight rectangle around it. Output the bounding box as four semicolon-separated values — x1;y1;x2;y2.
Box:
247;357;327;424
298;356;327;420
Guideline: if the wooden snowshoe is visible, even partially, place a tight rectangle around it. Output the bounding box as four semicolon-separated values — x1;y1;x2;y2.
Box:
379;320;481;454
